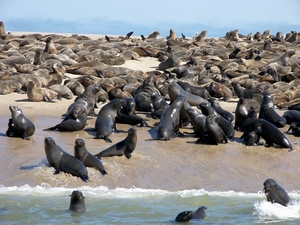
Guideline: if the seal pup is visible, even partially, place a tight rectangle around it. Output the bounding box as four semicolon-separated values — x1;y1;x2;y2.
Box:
234;98;248;131
69;190;86;213
44;137;89;182
8;106;35;140
74;138;107;175
94;98;125;142
95;127;137;159
26;81;61;102
175;206;207;222
263;178;290;207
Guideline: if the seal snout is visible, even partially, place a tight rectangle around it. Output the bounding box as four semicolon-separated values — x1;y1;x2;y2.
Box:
75;138;85;146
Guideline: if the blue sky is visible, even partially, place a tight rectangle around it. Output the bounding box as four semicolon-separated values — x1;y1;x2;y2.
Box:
1;0;299;37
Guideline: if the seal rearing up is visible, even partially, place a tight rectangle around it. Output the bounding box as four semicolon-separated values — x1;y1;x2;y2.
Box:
7;106;35;140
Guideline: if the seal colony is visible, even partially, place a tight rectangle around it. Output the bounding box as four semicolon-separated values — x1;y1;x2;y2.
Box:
0;21;300;197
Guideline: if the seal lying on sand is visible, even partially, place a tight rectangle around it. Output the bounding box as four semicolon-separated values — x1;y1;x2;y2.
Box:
7;106;35;140
44;137;89;182
263;178;290;206
69;190;86;213
94;127;137;159
175;206;207;222
43;104;87;132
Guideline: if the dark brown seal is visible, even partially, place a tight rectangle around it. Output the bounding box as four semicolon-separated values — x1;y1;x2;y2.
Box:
7;106;35;140
74;138;107;175
263;179;290;207
94;98;125;142
95;127;137;159
44;137;89;182
69;190;86;213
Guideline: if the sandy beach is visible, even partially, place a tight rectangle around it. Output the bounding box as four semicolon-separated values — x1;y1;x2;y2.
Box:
1;30;300;194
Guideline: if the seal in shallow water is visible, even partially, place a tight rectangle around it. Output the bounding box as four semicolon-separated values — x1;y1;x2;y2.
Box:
95;127;137;159
69;190;86;213
263;178;290;207
74;138;107;175
7;106;35;140
44;137;89;182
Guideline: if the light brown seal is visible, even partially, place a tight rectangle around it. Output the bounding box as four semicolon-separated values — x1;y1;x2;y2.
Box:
26;81;61;102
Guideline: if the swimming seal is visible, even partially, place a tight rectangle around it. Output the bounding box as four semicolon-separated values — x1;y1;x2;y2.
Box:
175;206;207;222
7;106;35;140
44;137;89;182
74;138;107;175
69;190;86;213
94;98;125;142
263;178;290;207
95;127;137;159
157;95;185;140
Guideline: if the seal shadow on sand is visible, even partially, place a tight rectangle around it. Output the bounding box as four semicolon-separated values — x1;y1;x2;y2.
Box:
19;158;49;170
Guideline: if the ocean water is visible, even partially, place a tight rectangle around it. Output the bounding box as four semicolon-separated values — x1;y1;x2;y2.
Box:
1;185;300;224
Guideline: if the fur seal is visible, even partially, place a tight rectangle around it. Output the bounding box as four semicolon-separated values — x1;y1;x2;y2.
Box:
147;30;160;39
208;82;232;100
186;107;207;137
0;21;5;36
241;118;292;150
175;206;207;222
208;98;234;123
74;138;107;175
259;92;286;128
282;110;300;125
150;92;170;119
134;74;158;112
7;106;35;140
94;98;125;142
263;178;290;207
27;81;61;102
168;80;207;106
197;114;228;145
69;190;86;213
234;98;248;131
95;127;137;159
115;109;150;127
68;83;100;116
198;102;235;139
48;84;74;99
44;137;89;182
157;95;184;140
44;104;87;132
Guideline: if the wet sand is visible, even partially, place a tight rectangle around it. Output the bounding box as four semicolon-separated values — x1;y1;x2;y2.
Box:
1;85;300;193
1;32;300;193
